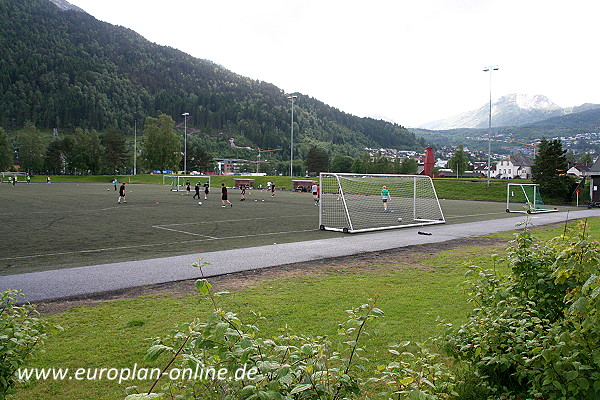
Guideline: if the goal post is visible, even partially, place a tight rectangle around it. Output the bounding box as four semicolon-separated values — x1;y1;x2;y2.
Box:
506;183;558;214
165;175;210;191
319;173;445;233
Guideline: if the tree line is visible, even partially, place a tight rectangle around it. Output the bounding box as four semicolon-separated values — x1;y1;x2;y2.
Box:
0;116;216;176
0;115;425;178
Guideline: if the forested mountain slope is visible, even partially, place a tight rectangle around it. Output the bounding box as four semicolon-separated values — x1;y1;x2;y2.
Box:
0;0;425;157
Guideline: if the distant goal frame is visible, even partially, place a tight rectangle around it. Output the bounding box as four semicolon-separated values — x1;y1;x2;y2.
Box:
505;183;558;214
164;175;211;192
319;173;445;233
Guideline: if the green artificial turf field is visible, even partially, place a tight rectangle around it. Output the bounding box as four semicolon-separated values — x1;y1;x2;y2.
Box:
0;182;579;276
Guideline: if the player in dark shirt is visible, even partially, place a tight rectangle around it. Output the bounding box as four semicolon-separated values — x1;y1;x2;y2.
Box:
118;183;127;203
204;181;210;200
221;183;232;207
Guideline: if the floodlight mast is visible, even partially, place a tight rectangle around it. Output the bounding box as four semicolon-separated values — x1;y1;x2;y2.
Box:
182;112;189;174
483;66;499;187
287;95;298;177
133;120;137;175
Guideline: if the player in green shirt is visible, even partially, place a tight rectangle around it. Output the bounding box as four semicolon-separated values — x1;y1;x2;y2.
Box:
381;185;390;211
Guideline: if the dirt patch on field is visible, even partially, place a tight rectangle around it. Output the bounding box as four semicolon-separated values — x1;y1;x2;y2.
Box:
35;236;509;315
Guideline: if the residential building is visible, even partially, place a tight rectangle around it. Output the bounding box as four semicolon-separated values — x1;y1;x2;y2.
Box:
589;158;600;202
494;153;533;179
567;162;593;177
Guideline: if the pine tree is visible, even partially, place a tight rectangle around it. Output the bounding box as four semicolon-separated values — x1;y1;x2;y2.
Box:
532;138;575;201
306;145;329;175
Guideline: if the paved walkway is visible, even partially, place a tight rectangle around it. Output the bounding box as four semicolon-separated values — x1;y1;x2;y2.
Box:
1;209;598;302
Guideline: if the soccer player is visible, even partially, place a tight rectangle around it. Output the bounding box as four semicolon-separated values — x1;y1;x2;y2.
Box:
221;183;232;207
185;179;191;195
118;182;127;203
311;183;319;205
240;184;246;201
193;181;201;199
204;181;210;200
381;185;390;211
271;182;275;197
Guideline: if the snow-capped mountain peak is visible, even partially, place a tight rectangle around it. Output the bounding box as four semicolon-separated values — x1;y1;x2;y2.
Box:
419;93;568;130
500;94;561;111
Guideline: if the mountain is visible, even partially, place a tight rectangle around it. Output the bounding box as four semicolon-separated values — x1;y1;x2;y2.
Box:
410;105;600;157
501;106;600;137
0;0;426;159
419;94;600;130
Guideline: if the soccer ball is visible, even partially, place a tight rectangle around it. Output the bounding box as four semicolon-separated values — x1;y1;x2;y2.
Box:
198;202;202;205
397;217;403;222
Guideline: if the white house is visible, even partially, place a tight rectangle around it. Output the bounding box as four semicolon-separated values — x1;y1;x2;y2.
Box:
494;153;534;179
566;163;592;177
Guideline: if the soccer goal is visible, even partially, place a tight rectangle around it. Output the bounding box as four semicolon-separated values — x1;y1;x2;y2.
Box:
506;183;558;214
319;173;445;233
165;175;210;191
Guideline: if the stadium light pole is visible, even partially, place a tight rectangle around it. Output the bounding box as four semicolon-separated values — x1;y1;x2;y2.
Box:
133;120;137;175
483;66;499;187
287;95;297;177
182;112;189;174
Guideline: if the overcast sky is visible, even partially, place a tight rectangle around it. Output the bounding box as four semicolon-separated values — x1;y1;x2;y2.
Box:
67;0;600;127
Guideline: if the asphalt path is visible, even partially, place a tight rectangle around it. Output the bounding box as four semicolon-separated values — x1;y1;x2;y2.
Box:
2;209;599;302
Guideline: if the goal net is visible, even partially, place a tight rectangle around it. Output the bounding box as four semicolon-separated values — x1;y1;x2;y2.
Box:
319;173;445;233
506;183;557;214
165;175;211;191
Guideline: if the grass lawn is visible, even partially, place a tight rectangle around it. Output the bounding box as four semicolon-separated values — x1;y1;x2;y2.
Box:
12;218;599;400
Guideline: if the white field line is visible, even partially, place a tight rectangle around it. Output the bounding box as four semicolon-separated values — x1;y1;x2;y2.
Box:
150;214;316;239
152;225;218;239
0;229;316;262
153;214;315;228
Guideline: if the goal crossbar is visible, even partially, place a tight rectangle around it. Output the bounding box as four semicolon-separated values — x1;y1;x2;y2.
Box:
319;173;445;233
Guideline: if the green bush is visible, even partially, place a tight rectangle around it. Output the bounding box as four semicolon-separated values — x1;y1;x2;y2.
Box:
439;220;600;399
0;290;52;398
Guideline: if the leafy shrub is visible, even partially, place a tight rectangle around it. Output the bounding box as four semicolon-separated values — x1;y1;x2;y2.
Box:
0;289;52;398
370;341;457;399
439;220;600;399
